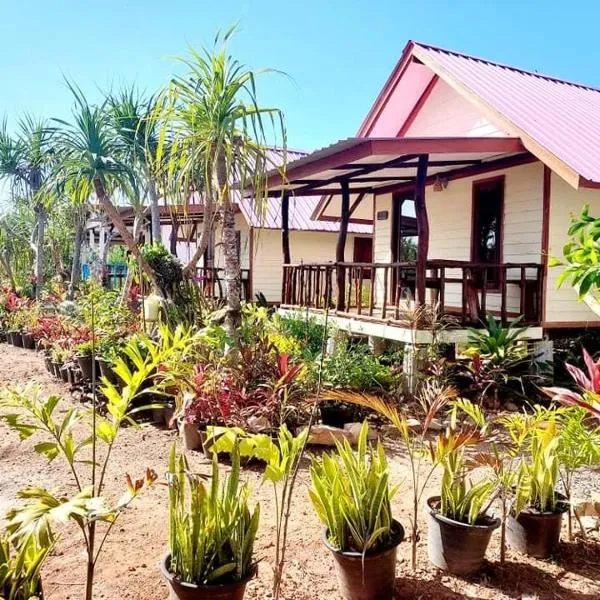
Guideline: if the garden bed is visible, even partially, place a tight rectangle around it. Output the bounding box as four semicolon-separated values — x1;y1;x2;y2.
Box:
1;345;599;599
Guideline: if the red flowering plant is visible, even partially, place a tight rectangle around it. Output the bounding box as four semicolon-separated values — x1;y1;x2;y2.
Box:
544;348;600;421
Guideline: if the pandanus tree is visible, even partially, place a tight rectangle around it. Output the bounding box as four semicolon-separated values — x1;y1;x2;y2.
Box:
108;86;163;244
0;117;55;298
157;28;286;344
50;82;155;283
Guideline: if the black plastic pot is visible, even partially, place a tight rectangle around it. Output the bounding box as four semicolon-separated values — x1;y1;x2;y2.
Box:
12;331;23;348
6;331;17;345
51;361;63;379
320;402;357;428
43;355;52;373
426;496;500;575
21;332;36;350
76;355;99;382
323;520;404;600
506;498;569;558
160;553;256;600
98;358;121;387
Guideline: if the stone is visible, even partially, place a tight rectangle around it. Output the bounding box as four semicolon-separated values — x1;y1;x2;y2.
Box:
247;415;271;433
505;401;520;412
300;424;357;446
343;422;379;441
574;495;600;517
427;418;445;431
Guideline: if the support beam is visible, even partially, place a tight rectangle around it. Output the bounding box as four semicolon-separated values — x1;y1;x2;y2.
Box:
281;194;291;265
415;154;430;305
336;180;350;311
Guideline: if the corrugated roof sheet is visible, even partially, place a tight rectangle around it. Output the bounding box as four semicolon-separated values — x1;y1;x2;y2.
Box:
412;41;600;184
238;195;372;234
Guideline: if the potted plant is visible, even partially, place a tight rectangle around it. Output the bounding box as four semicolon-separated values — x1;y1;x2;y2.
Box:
425;400;499;575
75;340;98;382
308;422;403;600
506;415;568;558
98;339;124;388
161;443;260;600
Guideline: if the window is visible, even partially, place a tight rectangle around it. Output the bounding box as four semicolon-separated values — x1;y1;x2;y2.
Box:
471;176;504;283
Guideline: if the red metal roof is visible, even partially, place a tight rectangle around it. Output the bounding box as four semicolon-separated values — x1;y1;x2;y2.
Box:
238;195;372;234
408;41;600;186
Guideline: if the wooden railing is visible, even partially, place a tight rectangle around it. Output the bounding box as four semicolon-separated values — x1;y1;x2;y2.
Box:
282;260;543;327
197;267;251;301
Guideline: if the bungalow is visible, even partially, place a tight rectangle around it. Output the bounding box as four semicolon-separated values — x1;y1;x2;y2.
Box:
86;153;373;303
261;40;600;352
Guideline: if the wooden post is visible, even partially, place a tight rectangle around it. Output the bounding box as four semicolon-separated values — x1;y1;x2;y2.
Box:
281;194;291;265
336;180;350;311
414;154;429;306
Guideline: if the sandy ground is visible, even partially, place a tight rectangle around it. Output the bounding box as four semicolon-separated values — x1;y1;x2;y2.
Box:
1;343;600;600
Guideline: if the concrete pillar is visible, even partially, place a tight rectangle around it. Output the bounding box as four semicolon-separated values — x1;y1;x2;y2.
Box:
532;339;554;377
403;343;427;395
326;329;346;356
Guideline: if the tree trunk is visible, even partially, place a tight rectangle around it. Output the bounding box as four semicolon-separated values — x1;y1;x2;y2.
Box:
182;194;215;277
0;249;16;290
146;167;162;244
33;203;46;299
68;208;85;299
93;178;156;284
221;199;241;344
169;212;179;256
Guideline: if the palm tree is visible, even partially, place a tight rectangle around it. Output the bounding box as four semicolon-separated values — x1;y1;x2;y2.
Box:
159;28;286;343
0;117;54;297
107;86;163;244
51;82;155;282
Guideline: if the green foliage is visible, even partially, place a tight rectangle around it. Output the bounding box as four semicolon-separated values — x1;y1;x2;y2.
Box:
427;399;494;525
551;204;600;298
466;315;527;362
167;444;259;585
274;314;327;360
309;423;397;553
0;532;52;600
140;243;183;293
315;340;398;392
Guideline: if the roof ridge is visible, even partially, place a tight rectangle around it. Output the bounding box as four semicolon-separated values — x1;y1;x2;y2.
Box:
412;40;600;93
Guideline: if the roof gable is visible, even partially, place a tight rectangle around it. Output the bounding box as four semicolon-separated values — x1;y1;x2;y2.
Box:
359;40;600;187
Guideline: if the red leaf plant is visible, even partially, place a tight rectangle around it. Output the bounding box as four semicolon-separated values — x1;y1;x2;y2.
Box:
543;348;600;421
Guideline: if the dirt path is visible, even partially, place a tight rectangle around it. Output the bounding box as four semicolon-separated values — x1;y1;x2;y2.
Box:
1;344;599;599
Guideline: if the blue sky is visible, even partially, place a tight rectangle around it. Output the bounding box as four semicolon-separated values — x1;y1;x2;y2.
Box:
1;0;600;152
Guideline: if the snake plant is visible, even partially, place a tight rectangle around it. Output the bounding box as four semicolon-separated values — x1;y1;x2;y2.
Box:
167;443;259;585
308;422;398;553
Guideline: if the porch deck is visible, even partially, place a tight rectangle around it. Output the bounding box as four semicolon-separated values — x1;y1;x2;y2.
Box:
282;259;544;341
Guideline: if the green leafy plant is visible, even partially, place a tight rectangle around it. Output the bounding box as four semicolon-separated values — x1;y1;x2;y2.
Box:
466;315;527;362
202;425;308;599
427;399;494;525
550;204;600;298
0;531;53;600
167;443;259;585
309;422;398;553
325;381;458;570
511;413;562;516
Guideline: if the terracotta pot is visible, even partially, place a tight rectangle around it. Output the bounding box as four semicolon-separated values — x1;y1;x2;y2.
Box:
506;498;569;558
323;519;404;600
160;553;256;600
21;332;36;350
179;418;203;451
426;496;500;575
